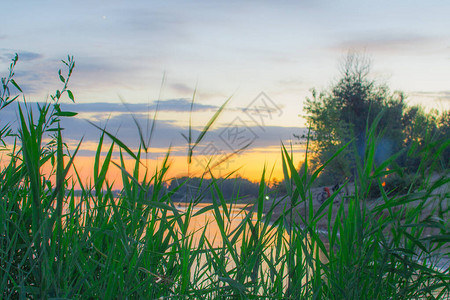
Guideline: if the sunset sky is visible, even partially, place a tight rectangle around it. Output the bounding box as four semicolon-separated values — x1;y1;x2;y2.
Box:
1;1;450;182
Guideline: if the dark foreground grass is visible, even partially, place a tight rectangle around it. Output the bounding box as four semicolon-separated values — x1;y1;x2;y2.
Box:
1;56;449;299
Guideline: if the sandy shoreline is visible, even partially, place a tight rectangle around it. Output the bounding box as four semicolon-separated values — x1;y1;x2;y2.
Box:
258;175;449;231
252;176;449;269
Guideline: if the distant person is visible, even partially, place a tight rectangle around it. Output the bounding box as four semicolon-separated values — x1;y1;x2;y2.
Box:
324;187;331;198
333;183;339;192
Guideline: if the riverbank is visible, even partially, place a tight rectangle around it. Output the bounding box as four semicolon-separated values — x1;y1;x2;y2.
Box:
259;174;448;231
255;174;449;270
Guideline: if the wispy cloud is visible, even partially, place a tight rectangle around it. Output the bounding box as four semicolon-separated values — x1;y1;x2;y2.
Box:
64;99;218;114
17;51;44;61
0;49;43;63
153;99;217;112
0;50;65;96
331;33;439;53
409;91;450;102
277;78;304;87
170;83;194;94
119;7;189;40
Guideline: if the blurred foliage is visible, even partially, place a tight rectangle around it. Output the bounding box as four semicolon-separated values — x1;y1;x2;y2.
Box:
302;53;449;186
367;173;423;199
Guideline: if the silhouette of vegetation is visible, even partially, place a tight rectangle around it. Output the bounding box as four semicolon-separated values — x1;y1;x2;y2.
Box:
168;176;259;201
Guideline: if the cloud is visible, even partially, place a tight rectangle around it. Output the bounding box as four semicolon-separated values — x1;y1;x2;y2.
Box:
155;99;218;112
74;111;304;151
0;51;63;96
121;7;186;33
409;91;450;102
331;33;438;53
277;78;304;87
64;99;218;114
11;72;47;94
0;102;187;155
1;100;306;159
0;49;43;63
17;51;44;61
62;112;187;151
0;100;218;153
170;83;194;94
180;123;307;157
115;6;191;46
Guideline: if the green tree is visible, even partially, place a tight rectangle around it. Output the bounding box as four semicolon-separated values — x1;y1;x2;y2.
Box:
399;105;450;172
436;110;450;168
303;54;406;184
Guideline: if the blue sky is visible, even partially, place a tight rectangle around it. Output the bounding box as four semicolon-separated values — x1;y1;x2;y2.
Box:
1;0;449;178
2;1;449;109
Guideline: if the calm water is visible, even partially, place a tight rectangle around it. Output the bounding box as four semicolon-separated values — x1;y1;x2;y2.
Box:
174;202;328;287
65;196;328;292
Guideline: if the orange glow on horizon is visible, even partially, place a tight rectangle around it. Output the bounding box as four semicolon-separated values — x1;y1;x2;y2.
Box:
69;149;305;189
1;146;305;190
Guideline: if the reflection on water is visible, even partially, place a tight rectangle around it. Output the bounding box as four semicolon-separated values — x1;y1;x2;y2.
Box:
174;202;256;246
66;196;329;294
174;202;328;289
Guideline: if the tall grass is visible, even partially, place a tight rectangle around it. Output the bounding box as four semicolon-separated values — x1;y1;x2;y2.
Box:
1;55;449;299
